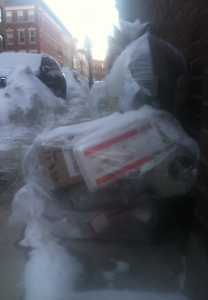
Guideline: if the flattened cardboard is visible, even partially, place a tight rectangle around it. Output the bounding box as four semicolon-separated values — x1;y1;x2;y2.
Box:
42;146;83;189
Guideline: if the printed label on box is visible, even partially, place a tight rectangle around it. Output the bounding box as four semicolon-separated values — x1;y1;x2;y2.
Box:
62;147;81;177
83;123;167;186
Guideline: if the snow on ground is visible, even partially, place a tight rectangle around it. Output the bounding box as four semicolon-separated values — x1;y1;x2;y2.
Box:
0;65;90;150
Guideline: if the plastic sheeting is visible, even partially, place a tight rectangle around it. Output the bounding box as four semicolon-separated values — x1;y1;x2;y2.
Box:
88;81;111;119
105;19;150;74
21;106;199;195
105;32;189;113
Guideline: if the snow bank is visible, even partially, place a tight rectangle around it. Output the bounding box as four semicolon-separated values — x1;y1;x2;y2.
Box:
0;65;69;127
62;67;89;104
0;65;91;150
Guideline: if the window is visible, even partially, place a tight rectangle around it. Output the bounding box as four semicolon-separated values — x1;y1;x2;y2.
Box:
18;31;25;43
7;32;13;44
17;10;24;22
6;11;12;23
29;31;36;43
28;9;34;21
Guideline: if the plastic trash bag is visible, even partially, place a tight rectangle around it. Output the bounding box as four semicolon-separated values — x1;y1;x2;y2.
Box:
88;81;111;119
105;19;150;73
116;19;150;42
105;32;189;113
21;106;199;196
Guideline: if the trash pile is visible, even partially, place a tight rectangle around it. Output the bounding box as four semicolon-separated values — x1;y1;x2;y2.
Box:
11;19;199;244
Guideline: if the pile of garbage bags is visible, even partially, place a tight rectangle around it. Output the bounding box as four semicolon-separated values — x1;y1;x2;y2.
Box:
10;19;199;243
90;19;189;119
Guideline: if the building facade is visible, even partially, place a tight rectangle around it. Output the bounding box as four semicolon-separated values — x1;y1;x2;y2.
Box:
91;59;105;81
0;0;6;52
78;49;89;78
2;0;78;68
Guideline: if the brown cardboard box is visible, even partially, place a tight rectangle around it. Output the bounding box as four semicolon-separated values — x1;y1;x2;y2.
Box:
41;145;83;189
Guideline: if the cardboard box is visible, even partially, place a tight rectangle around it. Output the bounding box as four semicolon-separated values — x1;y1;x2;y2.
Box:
42;145;83;189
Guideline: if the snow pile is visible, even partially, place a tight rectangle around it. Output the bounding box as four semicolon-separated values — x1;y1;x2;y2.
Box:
103;260;130;288
62;67;89;105
0;65;69;127
0;65;91;150
22;242;83;300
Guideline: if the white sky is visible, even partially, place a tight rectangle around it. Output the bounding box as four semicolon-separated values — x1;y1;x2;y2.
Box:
44;0;118;60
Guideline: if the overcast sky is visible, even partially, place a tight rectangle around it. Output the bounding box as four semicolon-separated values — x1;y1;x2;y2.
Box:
44;0;118;59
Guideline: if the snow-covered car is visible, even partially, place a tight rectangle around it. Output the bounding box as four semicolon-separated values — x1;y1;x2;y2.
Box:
0;53;66;99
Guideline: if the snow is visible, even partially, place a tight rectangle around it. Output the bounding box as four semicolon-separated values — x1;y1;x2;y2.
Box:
62;67;89;103
22;242;83;300
0;65;90;150
103;261;130;283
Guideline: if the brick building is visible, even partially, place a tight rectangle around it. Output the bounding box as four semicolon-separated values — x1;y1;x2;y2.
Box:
115;0;208;299
0;0;6;52
78;49;89;78
1;0;78;68
91;59;105;81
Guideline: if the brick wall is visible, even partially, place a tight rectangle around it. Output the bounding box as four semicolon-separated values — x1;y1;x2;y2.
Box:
116;0;208;298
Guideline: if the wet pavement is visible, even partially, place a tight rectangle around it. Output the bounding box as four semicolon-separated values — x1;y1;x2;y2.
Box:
0;147;189;300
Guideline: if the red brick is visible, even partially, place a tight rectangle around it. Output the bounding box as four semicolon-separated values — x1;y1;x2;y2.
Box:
190;80;197;95
171;2;179;18
195;188;208;223
190;23;202;42
186;45;196;62
169;18;177;33
171;30;178;43
178;20;186;38
204;225;208;254
202;74;208;98
174;38;183;51
187;114;195;130
196;116;201;131
165;13;171;26
186;8;198;29
190;98;202;114
181;33;192;50
169;0;175;9
197;79;203;95
198;0;208;17
202;42;208;67
193;209;205;239
201;11;208;37
199;131;208;159
201;105;208;129
178;0;187;9
197;159;208;186
191;59;203;77
196;42;203;58
182;0;194;18
193;209;208;255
